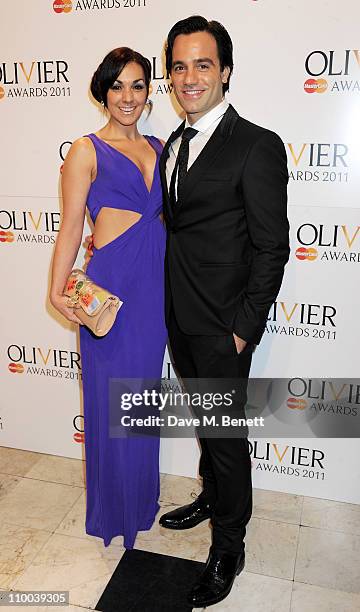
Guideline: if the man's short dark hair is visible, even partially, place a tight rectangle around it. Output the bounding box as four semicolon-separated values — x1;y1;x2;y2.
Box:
165;15;233;94
90;47;151;107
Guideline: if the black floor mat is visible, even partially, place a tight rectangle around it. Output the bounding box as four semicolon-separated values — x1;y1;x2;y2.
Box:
95;548;206;611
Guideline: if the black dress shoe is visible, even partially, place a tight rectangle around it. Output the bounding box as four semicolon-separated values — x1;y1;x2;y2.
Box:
187;549;245;608
159;498;213;530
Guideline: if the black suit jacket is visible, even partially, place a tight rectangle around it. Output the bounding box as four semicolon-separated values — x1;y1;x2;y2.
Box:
160;104;290;345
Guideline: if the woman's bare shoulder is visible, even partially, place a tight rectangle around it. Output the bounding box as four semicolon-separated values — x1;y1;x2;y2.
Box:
65;136;95;165
70;136;95;154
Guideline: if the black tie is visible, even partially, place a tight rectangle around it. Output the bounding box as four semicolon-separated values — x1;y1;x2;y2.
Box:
170;127;198;206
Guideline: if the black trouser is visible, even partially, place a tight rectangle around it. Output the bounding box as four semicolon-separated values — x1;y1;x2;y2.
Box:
168;309;253;554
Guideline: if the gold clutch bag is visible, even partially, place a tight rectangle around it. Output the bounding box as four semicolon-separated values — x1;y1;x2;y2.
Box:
64;269;123;337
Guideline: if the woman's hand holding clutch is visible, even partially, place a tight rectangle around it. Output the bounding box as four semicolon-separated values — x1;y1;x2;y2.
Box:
50;293;84;325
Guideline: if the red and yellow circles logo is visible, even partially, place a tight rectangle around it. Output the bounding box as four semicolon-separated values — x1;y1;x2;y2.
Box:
295;247;318;261
0;87;5;101
0;231;14;243
8;362;24;374
287;397;307;410
53;0;73;13
304;78;328;94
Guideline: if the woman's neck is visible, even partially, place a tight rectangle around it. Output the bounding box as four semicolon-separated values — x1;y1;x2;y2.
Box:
100;117;140;142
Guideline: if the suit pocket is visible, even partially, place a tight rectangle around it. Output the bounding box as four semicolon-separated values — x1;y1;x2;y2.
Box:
199;262;250;268
199;173;233;182
229;335;254;357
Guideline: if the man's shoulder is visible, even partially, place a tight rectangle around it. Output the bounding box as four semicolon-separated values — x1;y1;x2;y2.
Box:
230;108;277;141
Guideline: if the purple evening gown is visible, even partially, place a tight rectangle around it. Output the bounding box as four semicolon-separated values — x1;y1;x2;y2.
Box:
79;133;167;548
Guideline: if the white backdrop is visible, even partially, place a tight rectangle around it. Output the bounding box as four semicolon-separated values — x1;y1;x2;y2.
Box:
1;0;359;504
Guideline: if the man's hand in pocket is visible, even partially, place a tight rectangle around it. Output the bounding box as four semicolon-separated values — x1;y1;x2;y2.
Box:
233;333;247;354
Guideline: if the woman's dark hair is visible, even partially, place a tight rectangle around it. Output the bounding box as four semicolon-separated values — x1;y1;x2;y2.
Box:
165;15;233;94
90;47;152;108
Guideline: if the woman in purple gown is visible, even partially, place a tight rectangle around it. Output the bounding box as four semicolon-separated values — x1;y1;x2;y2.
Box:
50;48;167;548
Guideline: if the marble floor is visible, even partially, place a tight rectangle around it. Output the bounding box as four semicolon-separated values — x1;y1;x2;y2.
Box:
0;445;359;611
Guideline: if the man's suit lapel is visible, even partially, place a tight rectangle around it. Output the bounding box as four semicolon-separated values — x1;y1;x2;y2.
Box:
160;105;239;219
178;105;239;208
159;120;185;220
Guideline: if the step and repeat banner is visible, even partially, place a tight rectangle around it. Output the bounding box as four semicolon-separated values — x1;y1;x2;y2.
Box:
1;1;359;503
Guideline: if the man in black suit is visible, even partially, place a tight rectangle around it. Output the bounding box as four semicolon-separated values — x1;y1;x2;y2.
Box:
158;16;290;607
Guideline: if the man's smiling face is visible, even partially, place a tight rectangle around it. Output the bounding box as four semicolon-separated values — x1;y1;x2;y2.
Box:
170;31;230;124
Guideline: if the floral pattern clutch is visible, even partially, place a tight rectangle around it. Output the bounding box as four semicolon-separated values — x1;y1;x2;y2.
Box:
64;269;122;336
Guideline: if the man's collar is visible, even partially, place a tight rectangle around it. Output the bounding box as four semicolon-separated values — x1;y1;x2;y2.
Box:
185;99;229;133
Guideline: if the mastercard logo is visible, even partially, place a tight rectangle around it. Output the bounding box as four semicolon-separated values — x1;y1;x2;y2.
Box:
53;0;73;13
73;432;84;443
0;87;5;100
0;231;14;243
8;362;24;374
287;397;307;410
304;78;328;94
295;247;318;261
